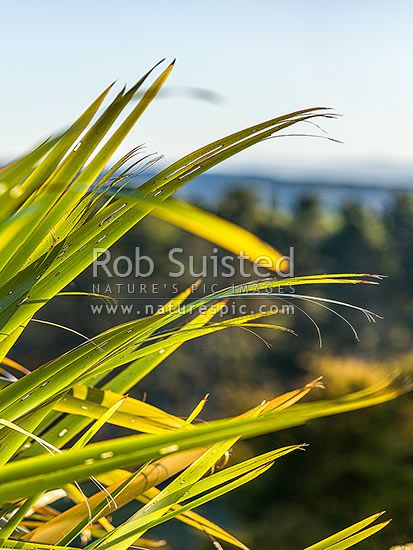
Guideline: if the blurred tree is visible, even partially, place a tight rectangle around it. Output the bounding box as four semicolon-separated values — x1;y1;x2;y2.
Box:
13;181;413;550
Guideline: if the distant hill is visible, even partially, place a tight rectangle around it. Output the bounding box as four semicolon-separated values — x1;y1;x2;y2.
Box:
130;171;413;210
2;156;411;210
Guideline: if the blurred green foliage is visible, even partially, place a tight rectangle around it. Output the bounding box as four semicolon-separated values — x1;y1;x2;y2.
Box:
14;184;413;549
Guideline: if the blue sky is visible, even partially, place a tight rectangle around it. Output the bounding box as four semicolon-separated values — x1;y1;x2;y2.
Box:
1;0;412;179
